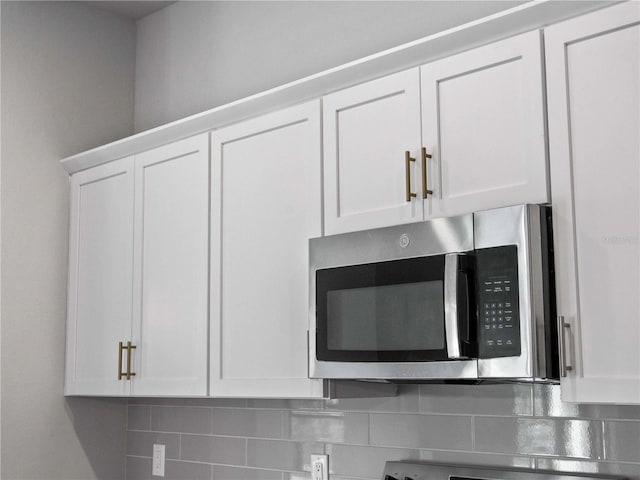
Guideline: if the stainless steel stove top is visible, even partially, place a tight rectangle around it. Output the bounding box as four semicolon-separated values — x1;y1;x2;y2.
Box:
382;462;626;480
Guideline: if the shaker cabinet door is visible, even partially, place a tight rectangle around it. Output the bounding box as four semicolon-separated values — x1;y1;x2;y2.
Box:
210;100;325;398
546;2;640;404
421;30;548;219
131;134;209;396
323;69;423;234
65;158;134;396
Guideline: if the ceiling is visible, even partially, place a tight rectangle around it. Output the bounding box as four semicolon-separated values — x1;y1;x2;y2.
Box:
89;1;176;20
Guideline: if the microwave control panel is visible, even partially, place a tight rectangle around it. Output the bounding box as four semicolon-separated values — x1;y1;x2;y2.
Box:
476;245;521;358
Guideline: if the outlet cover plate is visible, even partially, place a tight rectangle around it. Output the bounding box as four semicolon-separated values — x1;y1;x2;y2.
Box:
311;454;329;480
152;443;165;477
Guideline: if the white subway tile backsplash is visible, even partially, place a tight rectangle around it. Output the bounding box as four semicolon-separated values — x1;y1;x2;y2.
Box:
125;386;640;480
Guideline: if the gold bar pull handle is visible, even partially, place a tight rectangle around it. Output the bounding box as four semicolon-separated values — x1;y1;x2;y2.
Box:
421;147;433;197
118;341;125;380
126;341;137;380
405;151;417;202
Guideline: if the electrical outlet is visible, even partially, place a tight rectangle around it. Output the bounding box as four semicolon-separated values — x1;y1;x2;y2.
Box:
310;454;329;480
152;443;165;477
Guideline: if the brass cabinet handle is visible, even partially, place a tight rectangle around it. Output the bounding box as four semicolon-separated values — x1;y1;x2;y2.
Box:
405;151;417;202
126;341;137;380
118;341;137;380
558;316;573;377
421;147;433;197
118;341;125;380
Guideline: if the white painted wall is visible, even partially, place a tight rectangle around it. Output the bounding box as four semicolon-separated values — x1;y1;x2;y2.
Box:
134;0;525;132
0;2;135;478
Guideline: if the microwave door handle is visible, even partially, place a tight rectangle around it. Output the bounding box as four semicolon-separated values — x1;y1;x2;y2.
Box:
444;253;463;359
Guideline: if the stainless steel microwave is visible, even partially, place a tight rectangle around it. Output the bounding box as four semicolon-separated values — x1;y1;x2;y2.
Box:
308;204;558;382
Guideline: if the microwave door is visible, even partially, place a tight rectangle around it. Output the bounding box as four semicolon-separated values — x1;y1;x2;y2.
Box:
310;253;479;380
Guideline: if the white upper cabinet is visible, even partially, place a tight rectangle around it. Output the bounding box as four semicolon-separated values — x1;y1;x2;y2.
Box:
130;135;209;396
65;134;209;396
323;69;423;234
65;158;135;396
421;30;548;218
322;31;548;234
210;100;325;398
546;2;640;404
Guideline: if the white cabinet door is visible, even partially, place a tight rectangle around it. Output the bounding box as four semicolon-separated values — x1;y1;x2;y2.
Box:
421;30;548;219
65;158;134;396
546;2;640;404
210;100;324;398
131;134;209;396
323;69;423;234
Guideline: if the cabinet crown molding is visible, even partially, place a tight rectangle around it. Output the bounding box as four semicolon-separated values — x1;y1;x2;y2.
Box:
60;0;612;175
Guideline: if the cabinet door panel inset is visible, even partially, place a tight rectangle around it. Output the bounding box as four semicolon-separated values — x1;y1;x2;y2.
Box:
324;69;423;234
65;158;134;396
211;101;324;398
421;30;548;219
132;134;209;396
438;59;525;197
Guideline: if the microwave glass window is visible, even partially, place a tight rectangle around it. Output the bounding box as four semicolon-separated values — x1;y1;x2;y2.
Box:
315;255;451;362
326;281;445;351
